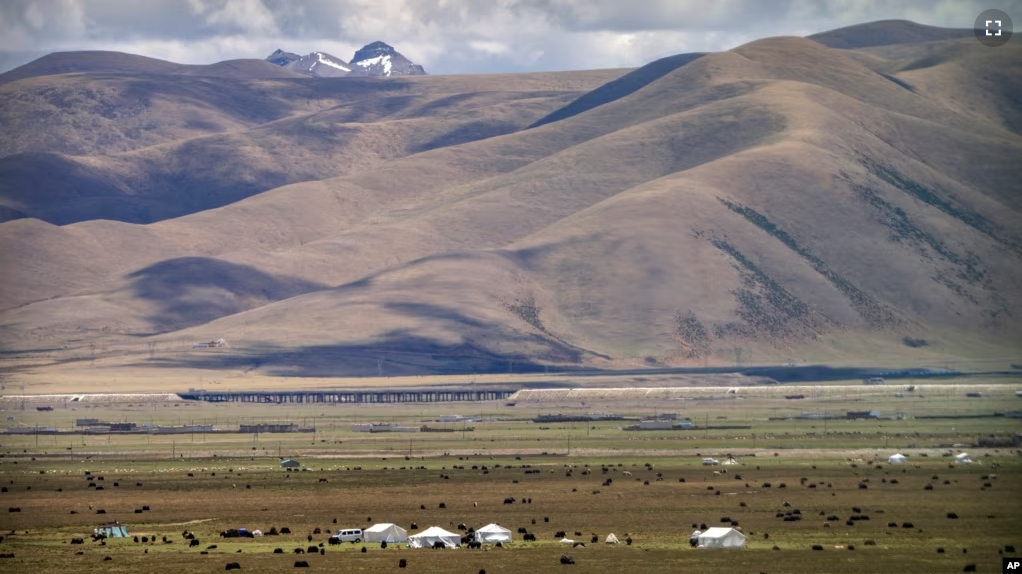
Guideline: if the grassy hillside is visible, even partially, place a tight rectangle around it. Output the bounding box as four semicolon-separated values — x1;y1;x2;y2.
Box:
0;65;622;223
1;23;1020;378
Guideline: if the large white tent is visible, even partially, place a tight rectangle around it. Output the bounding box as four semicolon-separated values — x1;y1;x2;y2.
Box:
697;527;746;549
474;523;512;544
364;523;408;543
888;453;907;464
955;453;973;463
409;526;461;548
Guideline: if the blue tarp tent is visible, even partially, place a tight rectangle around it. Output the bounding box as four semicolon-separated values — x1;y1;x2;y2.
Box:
95;525;128;538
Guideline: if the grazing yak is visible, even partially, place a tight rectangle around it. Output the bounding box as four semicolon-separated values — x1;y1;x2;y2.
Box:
560;555;575;564
225;563;241;571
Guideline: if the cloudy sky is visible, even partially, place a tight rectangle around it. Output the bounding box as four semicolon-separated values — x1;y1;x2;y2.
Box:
0;0;1017;75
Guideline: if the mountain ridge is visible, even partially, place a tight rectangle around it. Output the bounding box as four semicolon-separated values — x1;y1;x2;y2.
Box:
265;41;426;77
0;20;1019;377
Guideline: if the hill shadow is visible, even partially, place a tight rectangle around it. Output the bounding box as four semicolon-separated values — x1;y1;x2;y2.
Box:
127;257;325;332
157;335;575;378
154;296;593;376
410;120;521;153
529;52;705;128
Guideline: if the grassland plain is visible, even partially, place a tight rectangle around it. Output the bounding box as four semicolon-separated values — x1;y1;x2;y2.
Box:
1;390;1020;573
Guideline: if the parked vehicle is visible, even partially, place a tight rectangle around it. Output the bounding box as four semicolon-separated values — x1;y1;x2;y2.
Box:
332;528;363;543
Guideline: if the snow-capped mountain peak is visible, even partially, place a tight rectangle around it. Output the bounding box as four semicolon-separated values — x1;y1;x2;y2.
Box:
264;42;425;78
349;41;426;77
264;50;351;78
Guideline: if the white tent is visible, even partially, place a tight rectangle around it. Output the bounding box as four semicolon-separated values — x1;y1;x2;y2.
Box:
605;533;619;544
474;523;512;544
364;523;408;543
888;453;907;464
697;527;746;549
409;526;461;549
955;453;973;463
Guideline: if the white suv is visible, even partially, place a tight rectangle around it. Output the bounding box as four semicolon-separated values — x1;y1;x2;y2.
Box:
332;528;363;542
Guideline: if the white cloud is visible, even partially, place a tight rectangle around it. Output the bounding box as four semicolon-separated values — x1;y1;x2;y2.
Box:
199;0;281;35
468;41;511;56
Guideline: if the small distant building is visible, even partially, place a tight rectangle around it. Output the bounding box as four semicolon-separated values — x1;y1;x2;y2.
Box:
796;412;835;420
109;422;136;432
280;459;301;469
647;412;680;420
192;338;227;348
588;412;624;420
352;423;419;433
438;415;463;423
152;424;213;434
846;410;881;419
638;420;673;430
240;423;298;433
673;421;695;429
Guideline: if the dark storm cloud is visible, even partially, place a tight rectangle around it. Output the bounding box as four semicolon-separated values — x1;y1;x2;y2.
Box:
0;0;1017;75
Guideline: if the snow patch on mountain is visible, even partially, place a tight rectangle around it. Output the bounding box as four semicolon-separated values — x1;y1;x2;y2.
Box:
316;52;350;72
355;54;392;76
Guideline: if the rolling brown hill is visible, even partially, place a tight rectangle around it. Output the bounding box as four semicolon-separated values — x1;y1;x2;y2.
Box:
0;67;619;224
1;21;1020;378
